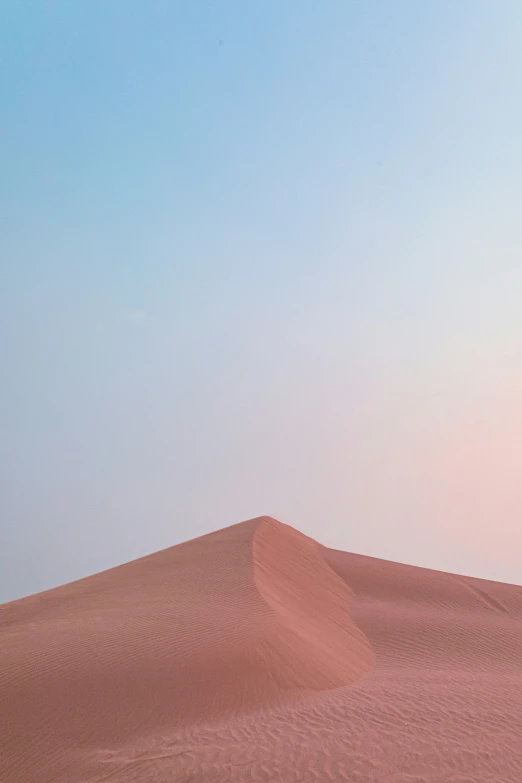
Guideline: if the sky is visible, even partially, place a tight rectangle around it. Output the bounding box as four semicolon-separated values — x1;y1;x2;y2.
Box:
2;1;522;602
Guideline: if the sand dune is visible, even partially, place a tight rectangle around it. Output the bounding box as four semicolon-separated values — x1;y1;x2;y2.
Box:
1;516;522;782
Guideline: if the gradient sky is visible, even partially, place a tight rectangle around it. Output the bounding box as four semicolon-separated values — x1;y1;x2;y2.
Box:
2;1;522;602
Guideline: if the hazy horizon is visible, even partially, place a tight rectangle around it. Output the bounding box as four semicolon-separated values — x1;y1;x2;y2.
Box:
3;1;522;603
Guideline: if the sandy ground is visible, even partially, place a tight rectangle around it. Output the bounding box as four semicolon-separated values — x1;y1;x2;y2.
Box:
2;516;522;782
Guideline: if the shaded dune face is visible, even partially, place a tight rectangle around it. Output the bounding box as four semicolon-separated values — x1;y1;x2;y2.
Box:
0;517;373;783
253;519;374;689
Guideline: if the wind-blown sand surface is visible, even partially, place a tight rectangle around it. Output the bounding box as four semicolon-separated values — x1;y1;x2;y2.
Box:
2;517;522;782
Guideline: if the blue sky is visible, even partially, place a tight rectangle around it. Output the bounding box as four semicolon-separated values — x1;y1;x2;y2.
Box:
2;1;522;601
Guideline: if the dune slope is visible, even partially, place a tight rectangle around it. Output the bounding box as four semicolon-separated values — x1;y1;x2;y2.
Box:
1;516;522;782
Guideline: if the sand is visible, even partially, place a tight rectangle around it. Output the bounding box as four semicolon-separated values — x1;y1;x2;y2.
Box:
1;516;522;782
